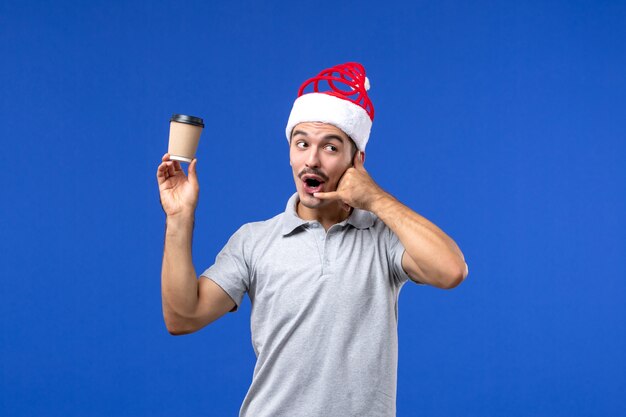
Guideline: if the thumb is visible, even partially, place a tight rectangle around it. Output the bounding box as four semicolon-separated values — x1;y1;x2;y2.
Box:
188;159;199;186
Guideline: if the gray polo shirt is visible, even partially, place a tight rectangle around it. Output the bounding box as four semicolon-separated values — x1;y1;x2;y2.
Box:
201;193;418;417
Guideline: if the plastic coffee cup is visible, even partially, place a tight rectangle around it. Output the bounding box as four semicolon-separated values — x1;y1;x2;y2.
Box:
168;114;204;163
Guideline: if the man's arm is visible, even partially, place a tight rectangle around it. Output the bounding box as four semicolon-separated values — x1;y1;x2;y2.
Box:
161;214;236;335
157;154;236;335
368;195;467;288
314;152;468;289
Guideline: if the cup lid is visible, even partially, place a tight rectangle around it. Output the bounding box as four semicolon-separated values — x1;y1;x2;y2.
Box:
171;114;204;127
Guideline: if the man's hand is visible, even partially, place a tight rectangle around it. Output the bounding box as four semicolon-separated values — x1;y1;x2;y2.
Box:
314;151;390;212
156;153;199;217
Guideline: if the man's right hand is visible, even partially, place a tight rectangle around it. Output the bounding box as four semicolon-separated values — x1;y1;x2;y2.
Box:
156;153;199;217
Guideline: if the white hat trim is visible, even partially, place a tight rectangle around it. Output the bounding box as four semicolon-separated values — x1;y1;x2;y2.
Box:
285;93;372;151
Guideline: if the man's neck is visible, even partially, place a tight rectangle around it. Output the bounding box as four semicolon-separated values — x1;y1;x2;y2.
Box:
296;201;352;231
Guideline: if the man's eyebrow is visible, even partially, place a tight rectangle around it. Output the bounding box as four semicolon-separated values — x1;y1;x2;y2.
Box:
291;130;345;143
323;135;345;144
291;130;308;138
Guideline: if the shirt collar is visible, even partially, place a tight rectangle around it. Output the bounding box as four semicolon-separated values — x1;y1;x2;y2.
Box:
281;193;375;236
281;193;309;235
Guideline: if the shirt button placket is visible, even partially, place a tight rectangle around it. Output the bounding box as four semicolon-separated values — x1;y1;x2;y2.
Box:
321;230;328;275
310;223;326;276
324;231;332;274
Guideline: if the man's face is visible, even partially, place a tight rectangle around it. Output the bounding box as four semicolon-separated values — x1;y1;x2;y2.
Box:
289;122;355;210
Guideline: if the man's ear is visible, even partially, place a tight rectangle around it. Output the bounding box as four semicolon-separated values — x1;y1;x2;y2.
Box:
360;151;366;164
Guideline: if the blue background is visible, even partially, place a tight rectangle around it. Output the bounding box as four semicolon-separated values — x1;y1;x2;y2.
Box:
1;1;625;416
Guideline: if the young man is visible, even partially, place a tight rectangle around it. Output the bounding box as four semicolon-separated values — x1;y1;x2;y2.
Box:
157;62;468;417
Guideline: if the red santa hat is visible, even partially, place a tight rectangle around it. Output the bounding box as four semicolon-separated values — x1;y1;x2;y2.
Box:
285;62;374;151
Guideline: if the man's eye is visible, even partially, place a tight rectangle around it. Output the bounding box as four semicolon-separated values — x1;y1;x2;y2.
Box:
324;145;338;152
296;141;307;149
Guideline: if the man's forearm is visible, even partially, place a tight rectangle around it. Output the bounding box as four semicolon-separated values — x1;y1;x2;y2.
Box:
161;213;200;327
370;193;467;286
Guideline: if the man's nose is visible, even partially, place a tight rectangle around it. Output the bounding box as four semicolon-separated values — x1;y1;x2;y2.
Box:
305;148;320;167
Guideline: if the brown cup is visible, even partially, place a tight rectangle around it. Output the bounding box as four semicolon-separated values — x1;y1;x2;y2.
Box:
168;114;204;163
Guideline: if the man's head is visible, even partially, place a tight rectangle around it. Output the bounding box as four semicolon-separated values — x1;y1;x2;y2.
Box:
289;122;362;209
285;63;374;210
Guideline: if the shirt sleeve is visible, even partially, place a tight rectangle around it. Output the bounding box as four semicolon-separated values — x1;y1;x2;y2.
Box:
200;225;251;312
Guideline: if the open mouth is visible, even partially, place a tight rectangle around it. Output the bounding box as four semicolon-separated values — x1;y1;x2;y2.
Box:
302;175;325;194
305;178;321;187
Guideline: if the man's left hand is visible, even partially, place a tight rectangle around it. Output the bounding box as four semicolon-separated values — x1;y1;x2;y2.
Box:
314;151;390;212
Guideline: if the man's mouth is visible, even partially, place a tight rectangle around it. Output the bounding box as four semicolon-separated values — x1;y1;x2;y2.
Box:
301;175;326;194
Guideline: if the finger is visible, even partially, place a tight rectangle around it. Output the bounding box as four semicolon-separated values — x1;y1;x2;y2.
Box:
157;162;172;184
353;150;365;170
162;153;170;162
313;191;341;200
173;160;182;172
167;161;176;177
188;158;199;186
156;162;167;181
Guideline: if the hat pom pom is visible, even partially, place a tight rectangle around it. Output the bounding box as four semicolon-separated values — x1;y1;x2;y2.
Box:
364;77;370;91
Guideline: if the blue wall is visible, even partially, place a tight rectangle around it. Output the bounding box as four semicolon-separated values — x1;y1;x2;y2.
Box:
1;1;624;415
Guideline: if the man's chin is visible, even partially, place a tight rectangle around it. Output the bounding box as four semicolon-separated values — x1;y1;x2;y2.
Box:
298;193;320;208
298;191;327;209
